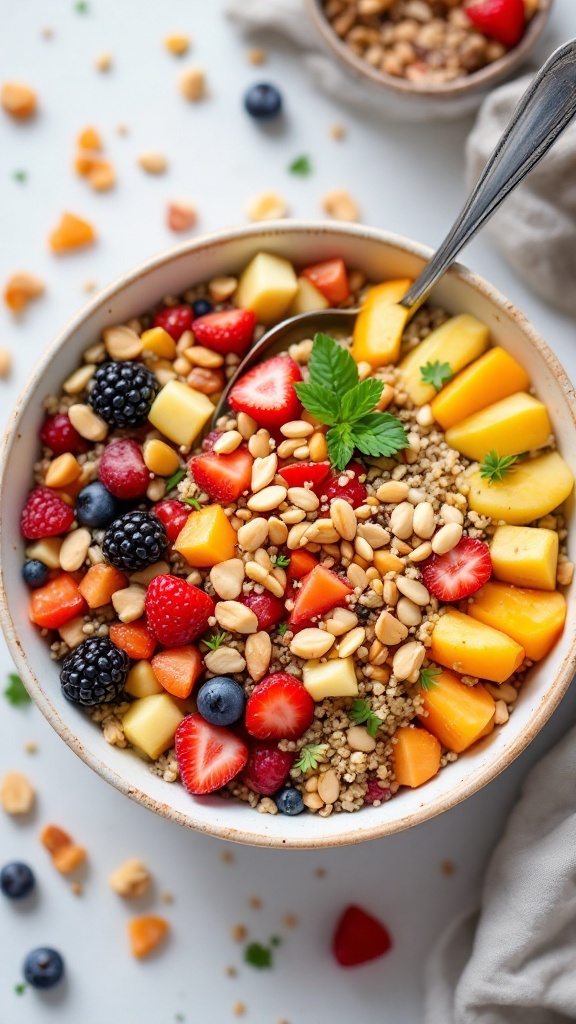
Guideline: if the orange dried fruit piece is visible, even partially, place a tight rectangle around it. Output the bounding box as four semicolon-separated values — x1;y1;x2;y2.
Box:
87;160;115;192
77;126;102;150
4;271;45;312
74;151;100;176
49;212;96;253
128;916;169;958
1;81;37;119
41;824;73;854
53;844;87;875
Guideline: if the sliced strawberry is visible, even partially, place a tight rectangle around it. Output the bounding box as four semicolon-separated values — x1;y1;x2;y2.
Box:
245;672;315;741
153;499;191;543
289;564;353;629
302;258;349;305
153;304;193;341
175;713;249;796
422;537;492;603
318;461;368;508
278;461;330;489
228;355;302;432
333;905;392;967
192;308;256;357
465;0;525;48
287;549;318;582
190;448;253;503
243;743;294;796
240;592;285;632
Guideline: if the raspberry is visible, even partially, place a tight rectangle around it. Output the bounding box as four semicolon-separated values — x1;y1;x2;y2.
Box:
102;511;167;572
98;439;150;500
39;414;86;456
145;574;214;646
364;778;391;805
243;743;294;796
60;637;129;706
20;487;75;541
88;361;159;429
153;500;190;543
153;304;193;341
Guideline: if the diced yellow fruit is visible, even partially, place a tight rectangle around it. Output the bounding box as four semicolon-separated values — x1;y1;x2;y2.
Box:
45;453;82;488
148;380;214;448
430;609;524;683
287;276;330;315
174;504;237;567
445;392;552;463
398;314;490;406
351;279;413;368
430;347;530;430
417;668;496;753
143;439;180;477
234;252;298;324
302;656;358;701
122;693;184;760
140;326;177;359
25;538;63;569
373;550;405;575
490;525;558;590
468;451;574;526
468;582;566;661
125;661;164;698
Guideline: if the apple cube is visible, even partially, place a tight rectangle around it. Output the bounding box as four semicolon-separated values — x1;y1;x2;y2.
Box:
302;656;358;701
125;661;164;699
490;525;559;591
148;380;214;448
234;252;298;324
122;693;184;760
288;276;329;315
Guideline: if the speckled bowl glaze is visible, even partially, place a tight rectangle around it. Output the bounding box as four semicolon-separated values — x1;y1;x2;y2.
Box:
1;222;574;848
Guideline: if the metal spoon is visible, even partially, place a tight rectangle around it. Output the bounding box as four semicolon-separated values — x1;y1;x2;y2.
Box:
212;39;576;425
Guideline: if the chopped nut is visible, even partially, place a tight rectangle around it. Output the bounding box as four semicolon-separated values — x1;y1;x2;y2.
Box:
94;52;113;72
209;276;238;302
204;647;246;674
112;585;147;623
215;600;258;634
322;189;359;222
137;151;168;174
179;66;205;101
246;192;288;222
231;923;247;942
1;771;35;815
59;527;91;572
109;858;151;898
290;628;335;660
247;47;267;65
4;271;45;313
210;559;245;600
245;631;272;682
68;403;109;442
329;122;346;140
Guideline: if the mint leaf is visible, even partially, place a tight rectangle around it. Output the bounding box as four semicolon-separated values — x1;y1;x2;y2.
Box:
350;413;408;458
294;743;329;772
14;982;27;995
480;450;518;485
308;333;358;395
244;942;273;969
277;622;288;637
349;698;381;738
288;155;312;176
326;423;354;472
294;381;341;426
13;170;27;183
4;674;31;707
420;360;453;392
340;378;383;422
165;468;185;493
183;496;201;509
419;665;442;691
273;554;290;568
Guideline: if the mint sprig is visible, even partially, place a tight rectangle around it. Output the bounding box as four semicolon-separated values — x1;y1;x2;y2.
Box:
349;698;381;738
418;665;442;691
420;360;453;392
4;674;31;707
480;450;518;485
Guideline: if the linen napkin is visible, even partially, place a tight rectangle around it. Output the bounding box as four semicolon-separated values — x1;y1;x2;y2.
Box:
425;723;576;1024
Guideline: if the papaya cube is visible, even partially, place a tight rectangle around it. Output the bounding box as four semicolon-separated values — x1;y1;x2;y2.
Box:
288;276;330;315
302;656;358;701
398;314;489;406
431;347;530;430
468;582;566;661
128;916;169;959
430;609;524;683
490;525;558;591
125;661;164;698
468;451;574;526
30;573;86;629
122;693;184;760
234;252;298;324
78;563;128;608
445;392;552;463
351;278;413;368
174;504;237;567
417;668;495;753
49;212;96;252
392;726;441;788
148;380;214;448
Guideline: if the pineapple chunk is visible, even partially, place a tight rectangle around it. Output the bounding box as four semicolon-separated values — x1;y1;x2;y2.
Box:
302;656;358;701
25;538;63;569
234;252;298;324
445;392;552;463
468;582;566;661
148;380;214;448
468;451;574;526
122;693;184;760
174;504;237;567
398;314;489;406
125;661;164;699
430;609;524;683
490;525;558;591
431;347;530;430
351;279;413;368
287;276;329;315
140;327;177;360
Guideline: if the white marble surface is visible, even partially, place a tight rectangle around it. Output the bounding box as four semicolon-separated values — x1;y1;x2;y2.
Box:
1;1;575;1022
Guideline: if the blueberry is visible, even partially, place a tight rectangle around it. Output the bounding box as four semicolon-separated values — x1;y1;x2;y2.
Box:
244;82;282;120
197;676;245;727
0;862;35;899
76;481;121;528
22;560;49;588
275;787;304;816
192;298;213;318
23;948;64;990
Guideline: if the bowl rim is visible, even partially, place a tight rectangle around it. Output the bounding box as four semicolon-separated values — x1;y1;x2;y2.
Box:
303;0;552;99
1;218;575;849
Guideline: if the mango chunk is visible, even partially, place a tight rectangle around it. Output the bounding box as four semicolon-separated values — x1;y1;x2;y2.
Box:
234;252;298;324
128;916;169;959
431;347;530;430
174;504;237;567
392;726;441;788
287;276;330;315
430;609;524;683
398;314;489;406
490;525;558;590
49;212;96;253
302;656;358;701
468;451;574;526
373;550;405;575
140;326;177;359
122;693;184;760
468;581;566;661
351;279;413;368
148;380;214;448
125;660;164;699
445;392;552;463
417;668;495;753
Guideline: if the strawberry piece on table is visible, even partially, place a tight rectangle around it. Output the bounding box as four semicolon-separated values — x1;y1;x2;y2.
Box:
153;304;193;341
151;645;203;699
243;743;294;796
422;537;492;602
287;549;318;581
153;499;191;543
40;413;87;456
289;564;353;629
228;355;303;432
245;672;315;741
302;258;350;305
29;573;86;629
109;619;157;660
333;905;392;967
145;574;214;646
21;486;75;540
465;0;525;48
318;462;368;508
99;438;150;500
278;460;330;489
192;308;256;357
175;713;249;795
190;448;253;503
240;592;285;631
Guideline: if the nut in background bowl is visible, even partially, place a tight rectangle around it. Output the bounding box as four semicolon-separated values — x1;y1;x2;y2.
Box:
0;220;574;848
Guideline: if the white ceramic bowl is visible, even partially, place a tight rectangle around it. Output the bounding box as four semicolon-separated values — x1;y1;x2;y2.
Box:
1;222;574;848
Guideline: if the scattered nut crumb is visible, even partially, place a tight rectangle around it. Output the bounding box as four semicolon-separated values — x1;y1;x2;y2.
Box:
233;1003;246;1018
209;276;237;302
231;923;247;942
441;860;456;877
94;52;112;72
246;192;288;222
225;965;237;977
41;27;54;38
165;34;190;56
109;858;151;898
161;892;174;904
282;913;298;928
1;81;37;120
167;199;197;233
4;271;45;313
220;848;235;864
329;122;346;140
71;881;83;896
248;896;262;910
247;48;267;65
82;279;97;293
116;123;129;136
314;866;327;878
137;151;168;175
179;66;205;101
0;348;12;379
322;189;359;222
24;740;38;754
1;770;35;815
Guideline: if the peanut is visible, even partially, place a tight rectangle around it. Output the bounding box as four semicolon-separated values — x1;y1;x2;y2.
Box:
59;528;91;572
290;628;335;659
375;610;409;646
245;632;272;682
204;647;246;674
109;858;151;898
1;771;35;815
392;640;425;681
432;523;463;555
347;726;377;752
209;559;245;600
215;601;258;634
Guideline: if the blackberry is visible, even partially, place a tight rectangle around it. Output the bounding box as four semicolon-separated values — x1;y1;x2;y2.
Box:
88;360;159;428
102;510;167;572
60;637;129;706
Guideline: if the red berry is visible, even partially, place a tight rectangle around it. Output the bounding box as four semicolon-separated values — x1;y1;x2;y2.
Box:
245;672;315;741
145;574;214;646
175;713;249;795
40;413;87;456
243;743;294;796
228;355;303;432
422;537;492;603
278;461;330;489
98;439;150;500
153;304;193;341
364;778;391;805
319;462;367;508
465;0;525;48
287;549;318;582
190;448;253;503
240;592;285;631
153;499;190;543
302;258;349;305
21;487;75;540
333;905;392;967
202;430;223;452
192;308;256;357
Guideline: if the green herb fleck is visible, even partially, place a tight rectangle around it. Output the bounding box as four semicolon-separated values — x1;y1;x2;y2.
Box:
288;155;312;177
183;496;201;510
14;982;27;996
418;665;442;691
13;170;27;183
4;674;31;707
244;941;273;969
349;698;381;738
294;334;408;472
74;0;89;11
420;360;453;393
270;935;282;947
164;468;186;493
277;622;288;637
273;554;290;568
294;743;329;773
201;631;229;651
175;1016;185;1023
480;449;518;485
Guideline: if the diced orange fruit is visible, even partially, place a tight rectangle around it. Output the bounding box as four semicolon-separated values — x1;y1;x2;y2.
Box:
351;279;412;368
30;573;86;629
49;212;96;253
430;609;525;684
468;582;566;661
78;564;128;608
302;258;349;305
151;646;203;699
87;160;115;192
109;619;156;661
41;824;73;855
289;564;353;628
417;668;495;753
373;550;405;575
77;126;102;150
74;151;101;176
288;549;318;581
174;504;237;568
392;726;441;788
53;844;87;875
128;916;169;959
431;347;530;430
4;271;45;312
1;81;37;119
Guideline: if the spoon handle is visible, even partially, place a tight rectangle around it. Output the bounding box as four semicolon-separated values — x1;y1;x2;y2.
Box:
401;39;576;316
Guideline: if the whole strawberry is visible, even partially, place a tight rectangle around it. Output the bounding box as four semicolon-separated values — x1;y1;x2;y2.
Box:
21;487;75;540
465;0;525;48
145;574;214;646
